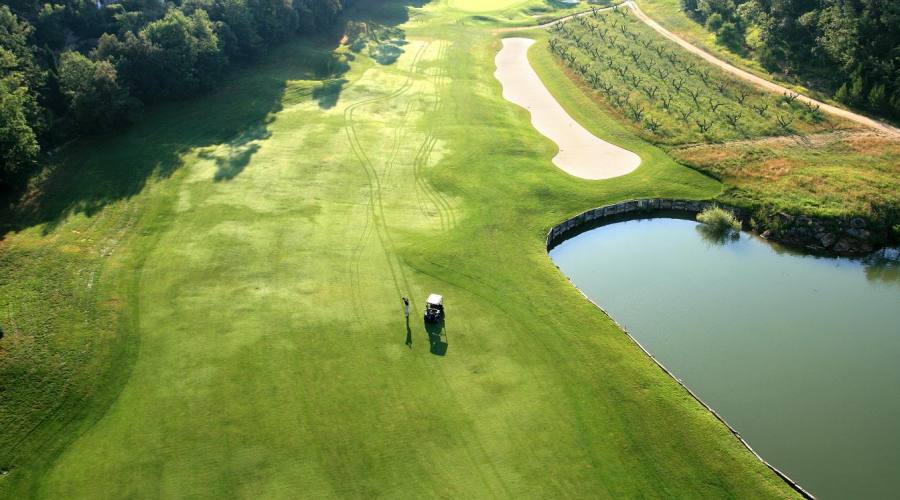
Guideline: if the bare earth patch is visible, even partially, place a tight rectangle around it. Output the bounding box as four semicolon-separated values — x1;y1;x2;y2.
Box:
495;38;641;180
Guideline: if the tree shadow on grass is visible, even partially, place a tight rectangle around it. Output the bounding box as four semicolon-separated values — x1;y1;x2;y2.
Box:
0;0;430;239
370;40;408;65
312;78;349;109
199;124;271;182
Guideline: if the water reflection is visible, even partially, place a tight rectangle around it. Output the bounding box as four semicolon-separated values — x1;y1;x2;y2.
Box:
550;217;900;498
695;224;741;247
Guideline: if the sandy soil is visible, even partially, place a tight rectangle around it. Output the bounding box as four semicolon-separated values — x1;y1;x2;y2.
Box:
494;38;641;180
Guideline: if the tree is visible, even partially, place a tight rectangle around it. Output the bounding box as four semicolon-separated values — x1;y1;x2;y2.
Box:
681;0;700;15
35;4;67;51
247;0;298;43
816;3;858;69
57;51;138;131
0;5;41;91
867;84;885;110
834;82;849;103
97;8;226;102
849;75;865;106
0;6;42;185
716;21;742;49
705;12;724;32
0;47;39;185
218;0;264;59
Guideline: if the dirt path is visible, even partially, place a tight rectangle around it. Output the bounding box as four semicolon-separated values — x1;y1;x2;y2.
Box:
495;38;641;180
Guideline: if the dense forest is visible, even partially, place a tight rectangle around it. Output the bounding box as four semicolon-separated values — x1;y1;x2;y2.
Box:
680;0;900;121
0;0;345;189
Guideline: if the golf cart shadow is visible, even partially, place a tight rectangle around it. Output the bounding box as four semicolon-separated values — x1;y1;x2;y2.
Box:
425;320;448;356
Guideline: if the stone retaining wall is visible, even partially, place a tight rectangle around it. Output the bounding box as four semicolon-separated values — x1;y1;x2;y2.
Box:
546;198;816;499
546;198;746;250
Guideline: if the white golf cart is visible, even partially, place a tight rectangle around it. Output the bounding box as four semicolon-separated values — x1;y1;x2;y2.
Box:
424;294;445;323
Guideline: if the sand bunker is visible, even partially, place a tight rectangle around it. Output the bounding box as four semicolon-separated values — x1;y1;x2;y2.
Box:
494;38;641;180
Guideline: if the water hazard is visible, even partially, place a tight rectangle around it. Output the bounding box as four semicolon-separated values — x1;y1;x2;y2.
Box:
549;216;900;498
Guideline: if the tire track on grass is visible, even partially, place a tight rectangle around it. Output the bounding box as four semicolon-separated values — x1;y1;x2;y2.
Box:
427;40;457;229
409;41;446;228
347;43;510;493
412;40;457;232
345;42;429;317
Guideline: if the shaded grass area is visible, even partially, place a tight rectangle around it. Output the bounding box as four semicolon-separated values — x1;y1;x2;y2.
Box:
3;39;352;239
457;0;594;27
0;5;376;495
672;131;900;221
547;9;844;144
2;0;798;497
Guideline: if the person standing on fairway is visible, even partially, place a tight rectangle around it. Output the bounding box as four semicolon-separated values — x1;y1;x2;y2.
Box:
402;297;412;348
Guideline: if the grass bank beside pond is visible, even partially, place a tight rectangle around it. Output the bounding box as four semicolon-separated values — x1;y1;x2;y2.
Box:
671;131;900;222
2;0;798;497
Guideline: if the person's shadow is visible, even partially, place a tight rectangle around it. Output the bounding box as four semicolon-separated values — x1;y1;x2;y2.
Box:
425;320;448;356
405;318;412;348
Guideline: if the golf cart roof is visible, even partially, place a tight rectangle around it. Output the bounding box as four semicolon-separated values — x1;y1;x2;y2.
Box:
426;294;443;306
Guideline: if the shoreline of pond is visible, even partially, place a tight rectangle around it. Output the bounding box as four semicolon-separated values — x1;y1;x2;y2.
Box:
545;198;817;500
546;198;896;258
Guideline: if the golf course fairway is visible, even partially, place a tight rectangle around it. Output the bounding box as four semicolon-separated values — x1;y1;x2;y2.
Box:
0;0;800;497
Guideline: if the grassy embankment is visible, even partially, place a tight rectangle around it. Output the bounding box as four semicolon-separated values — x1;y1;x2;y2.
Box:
1;0;797;497
539;7;899;232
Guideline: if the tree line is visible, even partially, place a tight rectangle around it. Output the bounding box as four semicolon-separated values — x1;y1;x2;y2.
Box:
1;0;346;189
679;0;900;122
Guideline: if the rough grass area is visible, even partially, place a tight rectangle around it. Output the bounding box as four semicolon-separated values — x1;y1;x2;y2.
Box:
547;9;846;144
1;0;797;498
672;131;900;220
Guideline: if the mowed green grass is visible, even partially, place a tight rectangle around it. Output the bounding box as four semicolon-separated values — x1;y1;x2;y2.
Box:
1;0;798;497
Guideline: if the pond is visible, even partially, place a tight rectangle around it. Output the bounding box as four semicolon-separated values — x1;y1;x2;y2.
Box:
548;216;900;499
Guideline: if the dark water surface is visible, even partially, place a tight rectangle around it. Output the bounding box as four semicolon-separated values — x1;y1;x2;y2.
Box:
549;217;900;499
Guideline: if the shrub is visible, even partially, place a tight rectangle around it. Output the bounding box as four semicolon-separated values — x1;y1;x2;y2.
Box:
696;206;741;232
